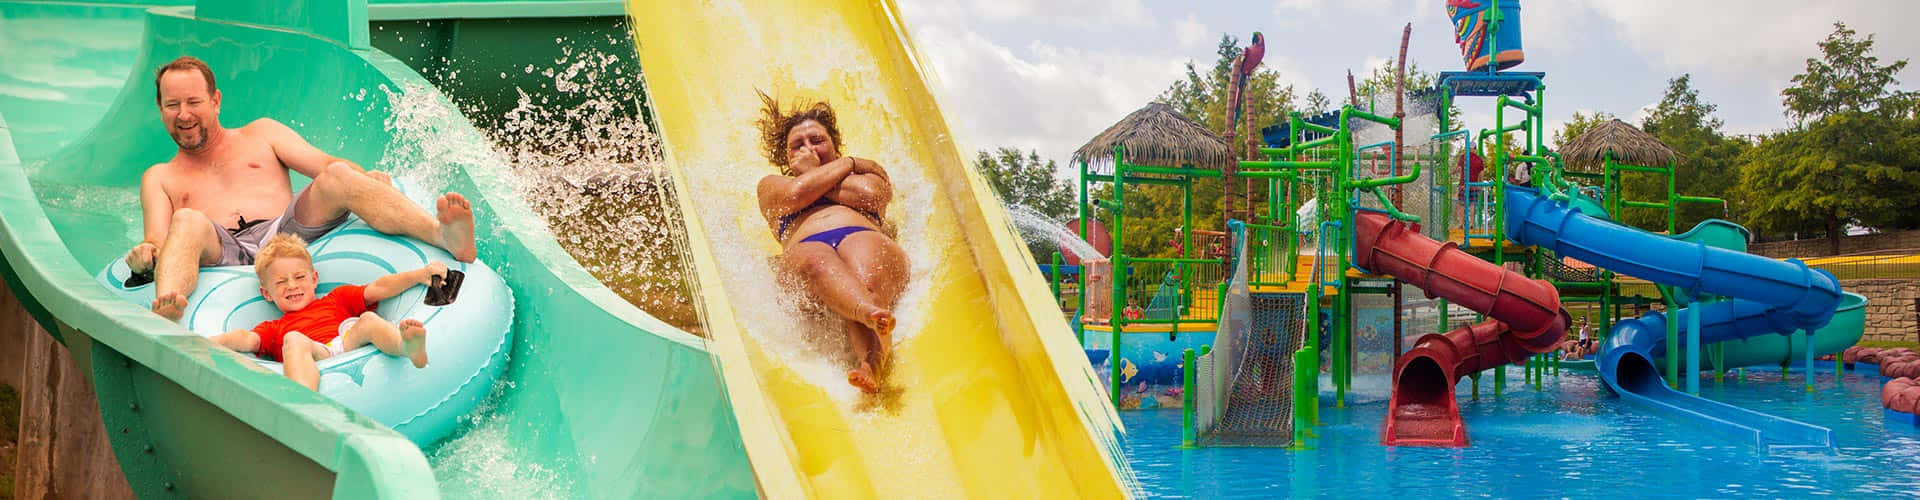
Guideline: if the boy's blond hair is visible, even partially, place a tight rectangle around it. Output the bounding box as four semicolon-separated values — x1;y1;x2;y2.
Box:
253;233;312;276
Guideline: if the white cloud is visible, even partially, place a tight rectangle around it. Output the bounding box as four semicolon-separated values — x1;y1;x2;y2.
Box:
955;0;1157;30
1624;99;1660;126
1578;0;1920;80
1515;0;1589;52
1273;0;1321;11
908;24;1186;169
1173;14;1210;50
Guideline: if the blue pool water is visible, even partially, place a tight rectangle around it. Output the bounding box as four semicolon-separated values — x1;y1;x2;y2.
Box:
1121;367;1920;498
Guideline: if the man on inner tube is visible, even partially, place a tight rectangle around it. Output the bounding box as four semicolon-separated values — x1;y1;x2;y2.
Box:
125;56;480;321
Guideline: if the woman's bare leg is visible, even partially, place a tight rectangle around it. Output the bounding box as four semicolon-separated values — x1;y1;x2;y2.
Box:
844;319;880;393
836;232;909;367
782;241;897;393
782;242;891;330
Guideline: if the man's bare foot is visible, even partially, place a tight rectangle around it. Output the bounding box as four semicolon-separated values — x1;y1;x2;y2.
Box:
847;361;880;394
866;309;895;368
399;318;429;368
152;292;187;321
436;193;478;263
366;170;392;186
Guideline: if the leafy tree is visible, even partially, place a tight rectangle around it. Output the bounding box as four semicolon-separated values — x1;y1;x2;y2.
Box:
1096;33;1303;259
1160;34;1299;152
979;148;1073;219
978;148;1077;257
1553;110;1614;153
1353;58;1462;134
1739;23;1918;253
1781;22;1914;125
1353;59;1437;108
1302;89;1333;117
1623;75;1747;231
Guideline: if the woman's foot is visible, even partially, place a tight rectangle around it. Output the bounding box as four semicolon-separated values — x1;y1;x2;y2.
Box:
847;361;880;394
866;308;894;367
400;318;429;368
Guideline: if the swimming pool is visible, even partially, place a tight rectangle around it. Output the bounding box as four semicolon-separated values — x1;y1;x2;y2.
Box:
1122;368;1920;498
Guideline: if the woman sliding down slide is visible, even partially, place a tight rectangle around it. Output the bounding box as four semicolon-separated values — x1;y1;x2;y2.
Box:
754;92;909;393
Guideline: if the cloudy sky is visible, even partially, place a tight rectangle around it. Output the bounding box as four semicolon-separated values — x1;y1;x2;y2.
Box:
895;0;1920;173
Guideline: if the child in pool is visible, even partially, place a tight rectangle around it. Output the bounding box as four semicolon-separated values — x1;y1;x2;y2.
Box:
209;233;445;390
1122;298;1146;320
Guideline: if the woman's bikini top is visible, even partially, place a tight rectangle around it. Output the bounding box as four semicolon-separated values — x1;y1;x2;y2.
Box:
777;198;880;241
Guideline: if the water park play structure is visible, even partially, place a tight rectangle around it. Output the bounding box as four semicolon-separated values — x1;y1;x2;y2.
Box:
1050;0;1869;451
0;0;1132;497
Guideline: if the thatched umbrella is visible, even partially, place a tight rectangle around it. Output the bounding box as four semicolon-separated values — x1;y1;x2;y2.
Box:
1560;119;1679;170
1072;102;1231;171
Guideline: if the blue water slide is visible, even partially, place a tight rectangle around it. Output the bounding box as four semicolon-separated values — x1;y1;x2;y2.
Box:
1600;301;1834;451
1504;185;1843;450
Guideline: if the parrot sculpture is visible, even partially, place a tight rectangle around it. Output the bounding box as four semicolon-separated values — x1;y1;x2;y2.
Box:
1226;32;1265;133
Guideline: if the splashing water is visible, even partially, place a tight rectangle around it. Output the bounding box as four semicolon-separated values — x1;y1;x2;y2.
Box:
425;381;577;499
380;39;700;331
1350;93;1445;150
1004;204;1101;262
376;38;695;495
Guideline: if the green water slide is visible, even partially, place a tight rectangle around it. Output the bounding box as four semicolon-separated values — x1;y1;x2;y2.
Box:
0;1;753;497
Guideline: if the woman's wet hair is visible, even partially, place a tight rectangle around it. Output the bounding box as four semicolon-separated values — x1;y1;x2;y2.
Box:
755;90;843;172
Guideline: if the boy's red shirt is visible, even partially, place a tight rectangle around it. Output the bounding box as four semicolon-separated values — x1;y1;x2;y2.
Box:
251;285;376;361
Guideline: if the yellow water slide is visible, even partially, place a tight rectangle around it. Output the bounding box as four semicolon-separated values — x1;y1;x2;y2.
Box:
625;0;1134;497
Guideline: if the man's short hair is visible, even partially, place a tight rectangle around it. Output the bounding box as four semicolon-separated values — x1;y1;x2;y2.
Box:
154;56;216;103
254;233;312;277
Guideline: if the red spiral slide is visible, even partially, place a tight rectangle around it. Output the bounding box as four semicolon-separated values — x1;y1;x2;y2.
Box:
1352;212;1570;447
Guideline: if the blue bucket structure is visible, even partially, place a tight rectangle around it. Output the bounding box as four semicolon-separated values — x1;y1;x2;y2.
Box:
1449;0;1525;71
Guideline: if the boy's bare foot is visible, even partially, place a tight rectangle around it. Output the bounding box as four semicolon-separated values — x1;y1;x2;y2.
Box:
847;361;880;394
400;318;429;368
152;292;187;321
866;309;894;367
436;193;478;263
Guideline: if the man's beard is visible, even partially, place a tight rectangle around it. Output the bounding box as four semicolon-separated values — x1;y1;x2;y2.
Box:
171;124;208;150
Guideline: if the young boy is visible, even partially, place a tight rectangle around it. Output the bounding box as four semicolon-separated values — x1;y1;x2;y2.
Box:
211;233;445;390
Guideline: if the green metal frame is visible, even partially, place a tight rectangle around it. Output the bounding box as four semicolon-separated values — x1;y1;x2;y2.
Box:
1245;105;1420;444
1078;145;1220;405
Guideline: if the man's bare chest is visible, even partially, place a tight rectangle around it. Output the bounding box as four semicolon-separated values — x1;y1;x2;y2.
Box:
175;143;290;205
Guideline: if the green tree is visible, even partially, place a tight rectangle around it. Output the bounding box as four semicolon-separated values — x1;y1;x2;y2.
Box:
978;148;1077;257
1302;89;1332;117
1353;59;1437;108
1624;75;1747;231
1096;33;1302;259
1160;34;1299;150
1781;22;1913;125
1553;110;1614;153
1352;58;1462;134
1739;23;1918;252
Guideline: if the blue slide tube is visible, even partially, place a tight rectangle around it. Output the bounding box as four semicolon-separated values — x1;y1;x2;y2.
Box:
1600;300;1834;451
1505;185;1843;450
